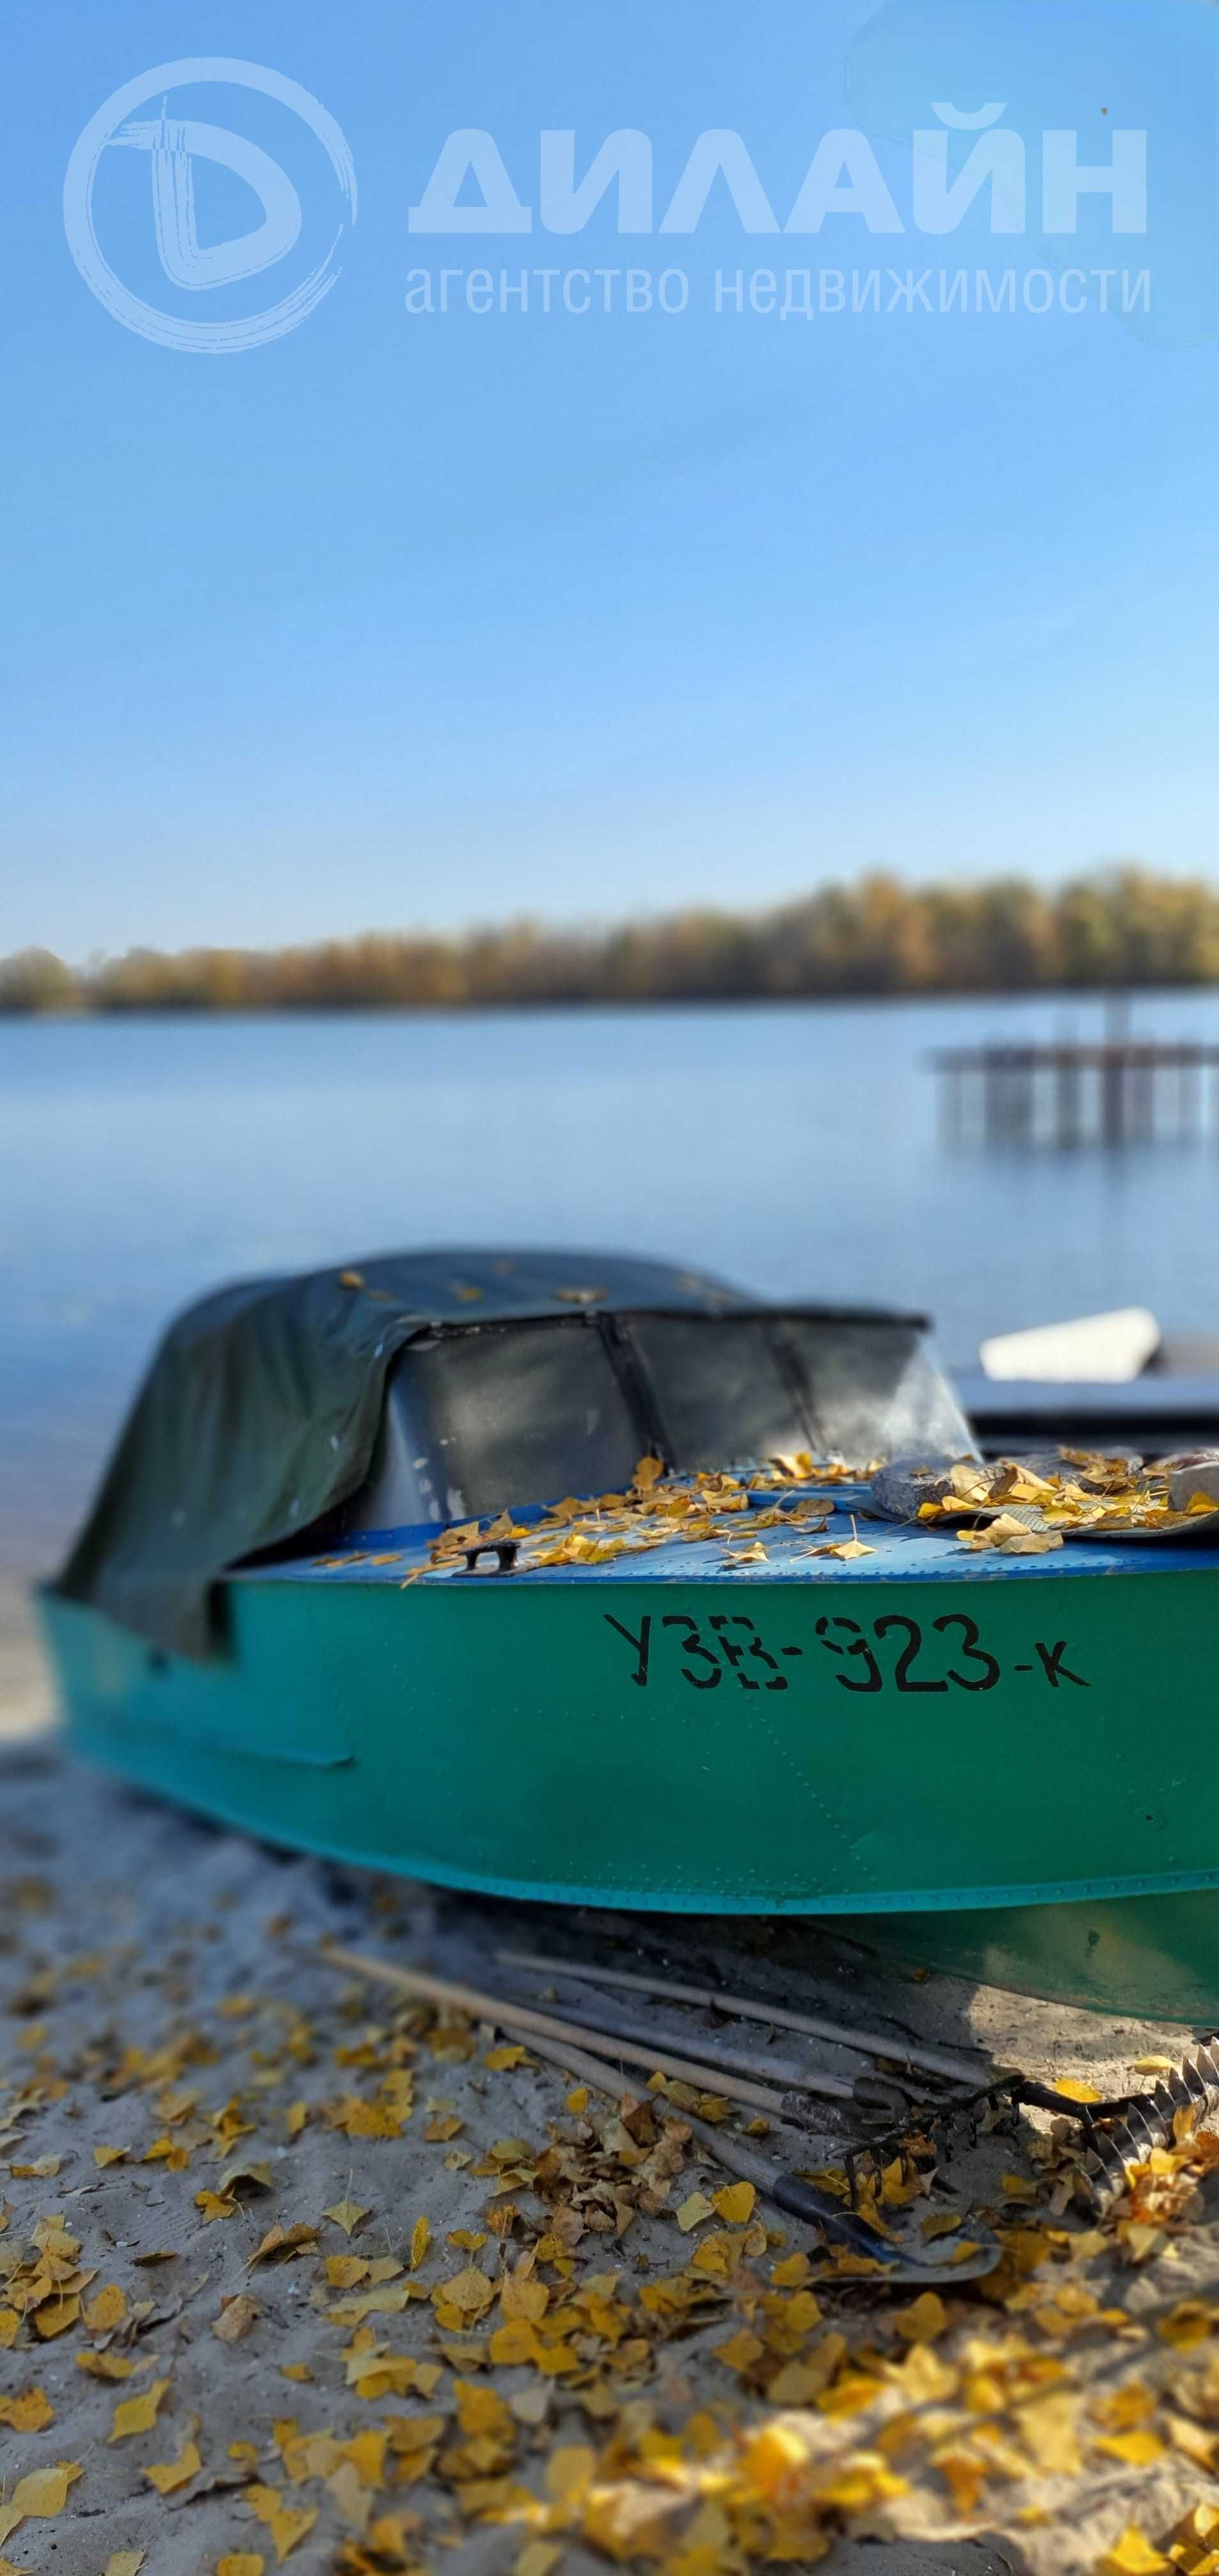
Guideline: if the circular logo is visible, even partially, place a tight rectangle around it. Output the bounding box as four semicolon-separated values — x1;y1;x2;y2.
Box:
64;58;357;354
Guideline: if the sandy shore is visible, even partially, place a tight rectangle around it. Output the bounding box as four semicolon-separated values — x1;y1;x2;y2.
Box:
6;1692;1219;2575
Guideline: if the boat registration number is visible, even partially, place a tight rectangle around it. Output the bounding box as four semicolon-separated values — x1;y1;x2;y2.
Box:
603;1611;1088;1696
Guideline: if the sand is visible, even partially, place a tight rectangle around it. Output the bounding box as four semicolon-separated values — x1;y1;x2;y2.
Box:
3;1639;1217;2572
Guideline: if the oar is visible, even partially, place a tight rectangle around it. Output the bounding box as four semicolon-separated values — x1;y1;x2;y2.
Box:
496;1944;990;2087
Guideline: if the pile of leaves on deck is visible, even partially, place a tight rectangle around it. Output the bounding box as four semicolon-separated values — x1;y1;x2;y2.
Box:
8;1874;1219;2576
416;1455;876;1579
904;1453;1219;1558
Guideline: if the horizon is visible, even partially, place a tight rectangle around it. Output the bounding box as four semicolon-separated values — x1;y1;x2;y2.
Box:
7;862;1219;1005
1;855;1211;972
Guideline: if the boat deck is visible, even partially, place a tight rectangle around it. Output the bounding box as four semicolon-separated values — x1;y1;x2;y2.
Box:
244;1486;1219;1590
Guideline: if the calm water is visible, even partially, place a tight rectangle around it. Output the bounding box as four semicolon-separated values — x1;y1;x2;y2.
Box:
4;991;1219;1579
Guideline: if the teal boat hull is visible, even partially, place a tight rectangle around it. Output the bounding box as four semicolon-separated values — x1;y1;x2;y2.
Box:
38;1515;1219;2016
844;1890;1219;2025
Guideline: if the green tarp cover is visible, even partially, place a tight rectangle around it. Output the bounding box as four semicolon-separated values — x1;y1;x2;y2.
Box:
54;1248;752;1659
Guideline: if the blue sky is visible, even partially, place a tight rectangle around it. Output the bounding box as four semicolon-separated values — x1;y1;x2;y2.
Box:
4;0;1218;956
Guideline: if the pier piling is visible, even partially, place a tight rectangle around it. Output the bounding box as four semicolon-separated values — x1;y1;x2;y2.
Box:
932;1036;1219;1147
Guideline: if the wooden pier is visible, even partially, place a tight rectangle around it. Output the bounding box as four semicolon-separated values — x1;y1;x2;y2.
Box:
933;1037;1219;1146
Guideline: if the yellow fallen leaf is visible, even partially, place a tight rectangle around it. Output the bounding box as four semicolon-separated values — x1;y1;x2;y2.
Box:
485;2044;528;2070
677;2190;714;2232
456;2381;513;2439
489;2319;542;2366
689;2227;746;2281
94;2145;127;2167
431;2264;494;2324
1120;2221;1166;2264
895;2343;958;2406
1167;2412;1219;2471
0;2461;83;2550
1096;2530;1170;2575
10;2154;60;2177
0;2313;18;2349
1158;2300;1218;2352
325;2254;373;2289
327;2284;411;2324
817;2368;885;2418
0;2385;54;2432
516;2546;564;2576
142;2135;190;2171
213;2294;259;2343
1054;2079;1101;2104
31;2292;81;2342
83;2283;126;2333
410;2216;431;2270
323;2200;368;2239
500;2272;548;2322
110;2377;170;2441
105;2554;146;2576
249;2223;318;2266
1091;2383;1156;2436
565;2087;589;2114
771;2252;812;2287
286;2103;308;2138
1015;2391;1081;2476
713;2330;766;2373
934;2448;990;2518
245;2487;318;2563
195;2190;238;2223
1095;2429;1165;2467
279;2363;312;2383
544;2444;596;2502
893;2291;946;2343
711;2181;756;2225
1068;2228;1108;2262
1131;2056;1174;2076
144;2436;202;2494
218;2559;266;2576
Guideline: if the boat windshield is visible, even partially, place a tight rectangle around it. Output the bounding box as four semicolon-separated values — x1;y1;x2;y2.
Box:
629;1317;806;1470
784;1317;972;1463
360;1319;643;1524
349;1308;972;1531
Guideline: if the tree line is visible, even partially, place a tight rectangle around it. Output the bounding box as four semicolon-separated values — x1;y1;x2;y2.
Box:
6;869;1219;1014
